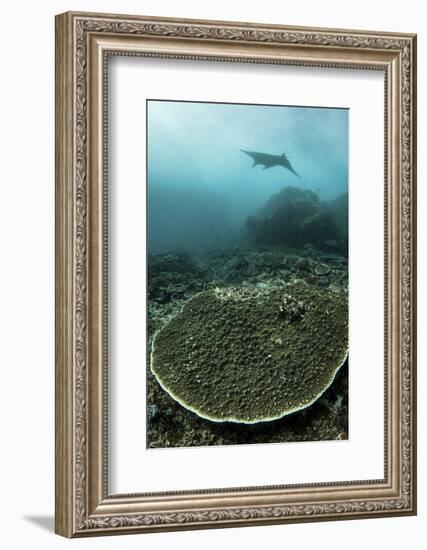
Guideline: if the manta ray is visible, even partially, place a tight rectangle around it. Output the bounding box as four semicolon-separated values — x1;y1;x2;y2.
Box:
240;149;300;177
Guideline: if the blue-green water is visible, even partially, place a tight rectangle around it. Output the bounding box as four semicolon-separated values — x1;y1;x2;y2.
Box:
147;100;348;254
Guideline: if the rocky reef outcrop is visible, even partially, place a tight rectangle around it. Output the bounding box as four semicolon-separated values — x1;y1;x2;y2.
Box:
245;186;347;253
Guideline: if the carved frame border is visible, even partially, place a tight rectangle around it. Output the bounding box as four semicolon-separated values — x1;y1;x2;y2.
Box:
55;11;416;538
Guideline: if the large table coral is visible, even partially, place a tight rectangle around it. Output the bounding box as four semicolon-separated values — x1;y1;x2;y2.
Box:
150;282;348;423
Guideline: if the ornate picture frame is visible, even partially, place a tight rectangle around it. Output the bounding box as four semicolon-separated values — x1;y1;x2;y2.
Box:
55;11;417;537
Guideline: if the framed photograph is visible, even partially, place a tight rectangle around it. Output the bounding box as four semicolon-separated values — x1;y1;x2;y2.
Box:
55;11;417;537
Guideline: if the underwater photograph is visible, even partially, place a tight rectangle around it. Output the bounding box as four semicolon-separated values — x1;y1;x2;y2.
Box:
146;99;349;448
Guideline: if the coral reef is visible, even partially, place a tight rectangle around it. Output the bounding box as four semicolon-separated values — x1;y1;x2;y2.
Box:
146;234;348;446
150;282;348;423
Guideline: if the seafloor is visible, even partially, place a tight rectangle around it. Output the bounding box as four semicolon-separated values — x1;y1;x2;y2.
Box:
147;244;348;448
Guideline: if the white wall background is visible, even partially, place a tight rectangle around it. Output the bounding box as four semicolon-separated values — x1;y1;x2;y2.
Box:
0;1;423;548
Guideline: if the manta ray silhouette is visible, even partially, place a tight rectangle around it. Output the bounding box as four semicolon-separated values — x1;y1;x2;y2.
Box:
240;149;300;177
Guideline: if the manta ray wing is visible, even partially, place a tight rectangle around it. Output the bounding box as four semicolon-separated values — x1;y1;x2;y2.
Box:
241;150;277;170
240;149;267;166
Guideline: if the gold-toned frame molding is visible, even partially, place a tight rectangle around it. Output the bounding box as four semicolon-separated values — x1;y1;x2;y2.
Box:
55;11;417;538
